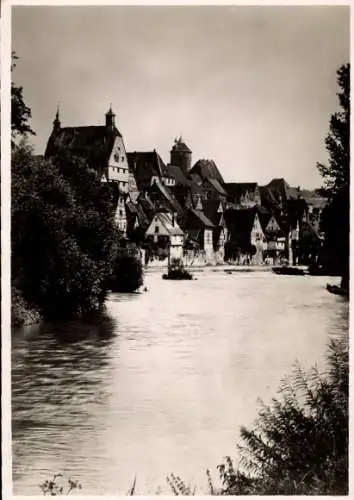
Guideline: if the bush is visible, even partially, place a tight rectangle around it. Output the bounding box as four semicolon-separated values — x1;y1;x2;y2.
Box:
12;142;118;320
109;254;144;293
218;335;348;495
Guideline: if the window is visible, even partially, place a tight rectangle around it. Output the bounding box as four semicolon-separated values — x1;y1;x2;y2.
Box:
121;156;125;162
113;153;120;162
154;226;159;234
119;210;123;217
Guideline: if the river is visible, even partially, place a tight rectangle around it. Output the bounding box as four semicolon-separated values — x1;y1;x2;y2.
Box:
11;270;348;494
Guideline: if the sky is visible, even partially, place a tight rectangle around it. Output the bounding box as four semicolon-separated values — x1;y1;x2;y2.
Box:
12;5;350;188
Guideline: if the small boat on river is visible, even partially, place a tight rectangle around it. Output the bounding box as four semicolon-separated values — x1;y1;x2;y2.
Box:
326;284;349;298
272;266;306;276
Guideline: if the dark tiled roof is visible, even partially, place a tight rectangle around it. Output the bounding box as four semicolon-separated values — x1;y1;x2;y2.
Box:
127;151;166;191
224;182;258;202
266;178;299;201
190;159;224;185
224;208;256;241
188;208;214;228
205;178;227;196
203;198;225;226
45;126;120;174
259;186;278;206
147;179;182;213
166;164;190;186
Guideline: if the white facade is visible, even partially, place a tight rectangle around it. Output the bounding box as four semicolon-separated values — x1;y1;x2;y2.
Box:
114;196;127;234
204;228;214;262
108;136;130;192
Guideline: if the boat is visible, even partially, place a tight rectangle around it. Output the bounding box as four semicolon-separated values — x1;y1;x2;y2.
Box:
272;266;306;276
307;264;338;276
326;284;349;298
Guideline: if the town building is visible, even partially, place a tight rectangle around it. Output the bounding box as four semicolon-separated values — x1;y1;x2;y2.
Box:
45;107;133;234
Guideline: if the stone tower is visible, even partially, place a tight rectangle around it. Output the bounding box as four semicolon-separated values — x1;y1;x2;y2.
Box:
170;136;192;176
105;106;116;130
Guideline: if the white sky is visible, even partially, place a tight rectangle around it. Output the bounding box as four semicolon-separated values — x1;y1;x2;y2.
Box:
12;5;350;188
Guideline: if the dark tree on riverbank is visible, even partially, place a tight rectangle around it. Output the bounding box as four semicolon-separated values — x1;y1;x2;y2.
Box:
216;336;348;495
11;52;35;144
12;143;120;320
317;64;350;283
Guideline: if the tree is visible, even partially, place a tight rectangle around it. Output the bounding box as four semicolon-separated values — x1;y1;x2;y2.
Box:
317;64;350;282
11;52;35;144
317;64;350;196
12;143;119;320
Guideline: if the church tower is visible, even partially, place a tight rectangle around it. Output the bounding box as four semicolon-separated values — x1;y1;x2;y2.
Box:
170;136;192;176
105;106;116;130
53;106;61;132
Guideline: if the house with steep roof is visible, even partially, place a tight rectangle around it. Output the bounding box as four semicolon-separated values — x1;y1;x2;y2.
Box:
127;150;171;192
189;159;225;185
145;212;184;264
224;182;261;209
203;198;228;263
224;208;266;265
183;208;215;263
45;107;133;234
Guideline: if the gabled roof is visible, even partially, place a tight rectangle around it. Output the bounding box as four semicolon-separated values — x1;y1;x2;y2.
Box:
205;177;227;196
165;164;190;186
266;178;299;201
187;208;215;229
190;159;224;185
147;179;182;213
203;198;225;226
127;151;166;191
259;185;278;206
224;182;258;202
45;126;121;173
224;208;257;239
147;212;184;236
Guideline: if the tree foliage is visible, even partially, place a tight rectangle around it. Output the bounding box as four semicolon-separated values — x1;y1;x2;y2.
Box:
317;64;350;196
218;336;348;495
317;64;350;280
11;52;35;143
12;142;119;320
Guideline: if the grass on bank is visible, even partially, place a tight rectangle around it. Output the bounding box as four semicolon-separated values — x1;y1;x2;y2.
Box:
38;335;348;496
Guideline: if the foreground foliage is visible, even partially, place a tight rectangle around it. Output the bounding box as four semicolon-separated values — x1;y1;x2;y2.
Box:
217;335;348;495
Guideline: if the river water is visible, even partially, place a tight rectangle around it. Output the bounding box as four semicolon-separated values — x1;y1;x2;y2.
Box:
11;270;348;495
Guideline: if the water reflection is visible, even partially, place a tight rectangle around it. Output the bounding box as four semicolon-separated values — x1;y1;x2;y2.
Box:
12;273;349;494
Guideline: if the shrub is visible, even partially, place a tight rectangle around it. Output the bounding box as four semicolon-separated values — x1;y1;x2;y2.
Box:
218;336;348;495
12;142;118;320
109;254;144;293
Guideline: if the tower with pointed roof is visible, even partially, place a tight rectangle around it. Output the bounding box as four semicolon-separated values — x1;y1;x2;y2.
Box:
53;106;61;132
170;136;192;177
105;106;116;130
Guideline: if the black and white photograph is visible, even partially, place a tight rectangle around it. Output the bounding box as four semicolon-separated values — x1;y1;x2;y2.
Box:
4;3;350;496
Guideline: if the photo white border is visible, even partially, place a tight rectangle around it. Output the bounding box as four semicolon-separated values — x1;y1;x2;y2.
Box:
1;1;352;499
